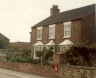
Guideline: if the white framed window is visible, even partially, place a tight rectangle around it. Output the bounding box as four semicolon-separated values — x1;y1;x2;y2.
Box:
63;21;71;38
59;39;73;53
60;46;68;52
34;46;43;59
49;24;55;39
37;27;42;40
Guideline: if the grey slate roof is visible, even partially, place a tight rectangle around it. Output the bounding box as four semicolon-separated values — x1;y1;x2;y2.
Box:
32;4;95;28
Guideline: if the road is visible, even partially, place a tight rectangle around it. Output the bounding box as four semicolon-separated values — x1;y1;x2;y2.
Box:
0;68;50;78
0;72;18;78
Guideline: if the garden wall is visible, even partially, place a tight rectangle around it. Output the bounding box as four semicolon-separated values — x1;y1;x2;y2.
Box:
0;60;59;78
59;65;96;78
0;49;28;59
0;53;96;78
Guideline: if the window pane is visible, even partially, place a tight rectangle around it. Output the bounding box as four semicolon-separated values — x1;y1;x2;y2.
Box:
35;47;38;51
65;31;70;36
39;30;42;34
38;29;42;38
49;27;55;38
38;35;41;38
61;47;66;52
39;47;41;51
50;28;54;33
38;30;42;34
64;25;71;37
65;25;70;31
50;33;55;38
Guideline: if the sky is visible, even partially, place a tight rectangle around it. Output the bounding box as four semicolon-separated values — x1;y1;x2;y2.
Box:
0;0;95;42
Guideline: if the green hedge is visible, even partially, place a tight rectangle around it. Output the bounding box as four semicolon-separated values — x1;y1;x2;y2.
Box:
67;43;96;67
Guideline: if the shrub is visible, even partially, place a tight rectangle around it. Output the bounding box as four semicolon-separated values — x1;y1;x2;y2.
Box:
67;43;96;67
15;56;26;63
10;57;14;62
26;56;33;64
32;59;41;64
35;50;44;58
43;49;54;65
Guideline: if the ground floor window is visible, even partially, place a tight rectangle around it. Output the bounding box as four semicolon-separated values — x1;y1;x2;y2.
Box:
34;46;43;59
60;46;68;52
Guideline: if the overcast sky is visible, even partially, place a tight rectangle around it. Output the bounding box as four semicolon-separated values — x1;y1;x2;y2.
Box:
0;0;95;42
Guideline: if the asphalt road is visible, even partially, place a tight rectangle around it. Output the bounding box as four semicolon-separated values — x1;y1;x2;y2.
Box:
0;72;18;78
0;68;50;78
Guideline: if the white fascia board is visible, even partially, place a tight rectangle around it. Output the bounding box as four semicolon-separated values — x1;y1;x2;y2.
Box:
63;21;71;25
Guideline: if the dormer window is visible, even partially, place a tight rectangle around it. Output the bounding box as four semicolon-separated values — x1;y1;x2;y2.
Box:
49;24;55;39
37;27;42;40
63;21;71;38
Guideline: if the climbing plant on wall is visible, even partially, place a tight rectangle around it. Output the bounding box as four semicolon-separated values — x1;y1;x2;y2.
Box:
67;42;96;67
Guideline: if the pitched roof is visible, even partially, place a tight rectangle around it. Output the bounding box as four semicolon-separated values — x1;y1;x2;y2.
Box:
32;4;95;28
33;41;44;46
59;39;73;45
46;40;55;46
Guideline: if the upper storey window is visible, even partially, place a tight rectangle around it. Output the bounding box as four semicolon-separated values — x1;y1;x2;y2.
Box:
37;27;42;40
49;24;55;39
63;21;71;38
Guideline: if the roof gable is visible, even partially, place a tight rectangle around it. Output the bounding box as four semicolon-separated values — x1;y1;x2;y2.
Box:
32;4;95;28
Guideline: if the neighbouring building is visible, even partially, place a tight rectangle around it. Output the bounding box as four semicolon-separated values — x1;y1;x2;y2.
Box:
30;4;96;59
0;33;9;48
10;42;30;50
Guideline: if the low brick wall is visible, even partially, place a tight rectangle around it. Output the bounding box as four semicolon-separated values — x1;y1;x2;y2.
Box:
0;60;59;78
59;65;96;78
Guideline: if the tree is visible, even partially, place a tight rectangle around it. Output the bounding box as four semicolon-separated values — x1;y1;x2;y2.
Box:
42;49;54;65
0;39;7;49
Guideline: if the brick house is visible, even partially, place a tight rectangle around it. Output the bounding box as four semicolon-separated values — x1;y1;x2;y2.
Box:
30;4;95;59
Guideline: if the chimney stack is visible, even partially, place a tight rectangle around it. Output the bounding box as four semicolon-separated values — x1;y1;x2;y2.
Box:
50;5;60;16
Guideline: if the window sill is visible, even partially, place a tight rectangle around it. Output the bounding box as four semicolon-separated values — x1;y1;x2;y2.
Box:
33;57;41;59
63;36;71;38
37;38;42;40
48;37;55;39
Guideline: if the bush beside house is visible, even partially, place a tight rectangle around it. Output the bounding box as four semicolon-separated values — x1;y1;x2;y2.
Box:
0;33;9;49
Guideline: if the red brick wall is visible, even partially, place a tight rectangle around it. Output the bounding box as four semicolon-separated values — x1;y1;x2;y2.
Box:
55;54;67;65
81;11;96;44
0;60;59;78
